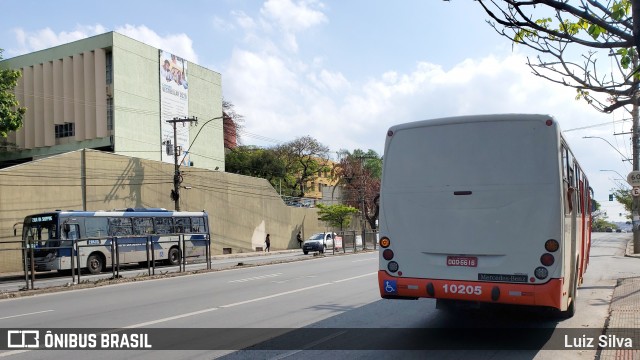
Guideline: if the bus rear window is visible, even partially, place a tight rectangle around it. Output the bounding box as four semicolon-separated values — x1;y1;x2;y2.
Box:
384;121;556;188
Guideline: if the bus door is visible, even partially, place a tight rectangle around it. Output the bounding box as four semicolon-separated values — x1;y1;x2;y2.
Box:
60;223;80;270
562;145;578;292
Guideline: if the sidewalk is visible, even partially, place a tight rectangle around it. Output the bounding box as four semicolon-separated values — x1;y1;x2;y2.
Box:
598;239;640;360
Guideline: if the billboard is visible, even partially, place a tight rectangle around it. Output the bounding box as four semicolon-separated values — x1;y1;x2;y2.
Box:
160;50;189;165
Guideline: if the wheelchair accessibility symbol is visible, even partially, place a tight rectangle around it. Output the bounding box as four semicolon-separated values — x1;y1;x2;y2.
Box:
384;280;397;294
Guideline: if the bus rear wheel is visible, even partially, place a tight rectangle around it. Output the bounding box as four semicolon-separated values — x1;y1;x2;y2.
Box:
86;254;103;275
167;247;181;266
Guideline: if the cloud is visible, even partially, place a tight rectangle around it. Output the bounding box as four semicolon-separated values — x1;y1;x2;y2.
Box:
115;25;198;63
225;47;628;219
10;25;107;56
228;49;617;157
260;0;327;32
9;25;198;63
256;0;328;53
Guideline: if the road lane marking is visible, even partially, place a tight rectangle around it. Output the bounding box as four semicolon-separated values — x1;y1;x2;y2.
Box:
0;350;29;358
0;310;54;320
333;272;376;283
120;272;377;328
351;257;377;263
228;273;282;283
272;330;347;359
220;283;333;308
0;270;378;358
221;272;376;308
123;307;220;328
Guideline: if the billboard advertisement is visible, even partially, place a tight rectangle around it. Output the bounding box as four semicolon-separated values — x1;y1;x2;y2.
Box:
160;50;189;165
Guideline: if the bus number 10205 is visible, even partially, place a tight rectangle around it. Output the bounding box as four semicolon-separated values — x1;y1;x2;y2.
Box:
442;284;482;296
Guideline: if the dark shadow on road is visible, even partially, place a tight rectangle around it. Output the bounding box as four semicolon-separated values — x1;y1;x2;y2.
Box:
219;298;560;360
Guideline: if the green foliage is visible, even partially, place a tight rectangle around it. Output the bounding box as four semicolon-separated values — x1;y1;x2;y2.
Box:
592;217;618;231
587;24;605;40
225;145;288;189
335;149;382;229
225;136;331;198
316;203;359;230
274;136;330;198
0;49;25;138
477;0;637;114
611;1;631;20
612;188;632;217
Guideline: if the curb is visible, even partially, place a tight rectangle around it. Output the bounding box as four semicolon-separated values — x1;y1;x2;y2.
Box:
598;236;640;360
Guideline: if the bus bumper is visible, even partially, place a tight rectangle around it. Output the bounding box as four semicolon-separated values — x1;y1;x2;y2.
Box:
378;270;563;310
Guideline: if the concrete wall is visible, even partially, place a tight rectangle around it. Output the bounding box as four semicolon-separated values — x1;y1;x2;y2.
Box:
0;150;324;273
112;33;162;162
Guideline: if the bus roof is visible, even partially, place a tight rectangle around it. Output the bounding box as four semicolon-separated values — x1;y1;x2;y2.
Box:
25;209;208;218
387;114;558;133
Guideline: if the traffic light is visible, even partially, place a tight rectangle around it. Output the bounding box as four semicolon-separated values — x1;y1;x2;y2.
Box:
609;194;614;201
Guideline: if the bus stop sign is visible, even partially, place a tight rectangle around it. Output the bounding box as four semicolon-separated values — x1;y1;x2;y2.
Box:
628;171;640;186
633;187;640;197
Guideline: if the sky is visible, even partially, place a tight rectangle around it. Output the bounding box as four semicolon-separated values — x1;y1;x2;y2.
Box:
0;0;632;222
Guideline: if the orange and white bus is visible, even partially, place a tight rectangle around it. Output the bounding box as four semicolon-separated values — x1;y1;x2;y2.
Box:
378;114;592;318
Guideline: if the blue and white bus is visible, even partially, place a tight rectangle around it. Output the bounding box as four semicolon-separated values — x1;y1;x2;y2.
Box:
23;208;210;274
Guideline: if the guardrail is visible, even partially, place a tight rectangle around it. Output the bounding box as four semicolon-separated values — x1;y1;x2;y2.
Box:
5;233;211;290
335;230;378;253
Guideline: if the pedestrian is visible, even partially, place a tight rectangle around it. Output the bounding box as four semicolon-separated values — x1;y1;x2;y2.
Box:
297;231;303;248
265;234;271;252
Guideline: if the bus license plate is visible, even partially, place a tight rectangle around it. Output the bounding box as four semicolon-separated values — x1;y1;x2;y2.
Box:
447;256;477;267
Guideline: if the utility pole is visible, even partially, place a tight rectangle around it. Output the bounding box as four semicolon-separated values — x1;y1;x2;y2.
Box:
167;116;198;211
631;0;640;253
633;81;640;253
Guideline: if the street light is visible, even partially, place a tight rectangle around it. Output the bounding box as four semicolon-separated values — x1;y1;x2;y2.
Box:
583;136;632;163
600;169;627;180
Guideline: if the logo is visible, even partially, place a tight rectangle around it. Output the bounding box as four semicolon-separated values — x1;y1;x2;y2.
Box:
7;330;40;348
384;280;397;294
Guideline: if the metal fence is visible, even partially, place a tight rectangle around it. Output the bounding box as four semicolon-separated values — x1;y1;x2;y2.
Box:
334;230;378;253
5;234;211;290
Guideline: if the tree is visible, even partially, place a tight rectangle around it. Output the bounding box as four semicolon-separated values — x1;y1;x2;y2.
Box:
613;187;633;216
334;149;382;230
222;99;244;147
477;0;638;114
225;145;287;190
316;203;359;230
274;136;331;198
476;0;640;250
0;49;25;138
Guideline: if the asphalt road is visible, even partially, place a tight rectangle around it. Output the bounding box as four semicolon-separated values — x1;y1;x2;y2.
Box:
0;232;633;360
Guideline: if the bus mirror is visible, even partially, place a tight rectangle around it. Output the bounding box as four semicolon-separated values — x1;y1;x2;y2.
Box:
591;200;597;212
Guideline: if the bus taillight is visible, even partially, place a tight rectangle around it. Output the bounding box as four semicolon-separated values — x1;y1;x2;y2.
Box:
540;253;555;266
387;261;399;273
534;267;548;280
545;239;559;252
380;237;390;248
383;249;394;260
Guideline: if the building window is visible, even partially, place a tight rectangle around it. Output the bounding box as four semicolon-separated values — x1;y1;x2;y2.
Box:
107;97;114;130
55;123;75;138
105;51;113;84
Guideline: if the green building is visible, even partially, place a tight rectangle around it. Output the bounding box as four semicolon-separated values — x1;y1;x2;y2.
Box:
0;31;223;171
